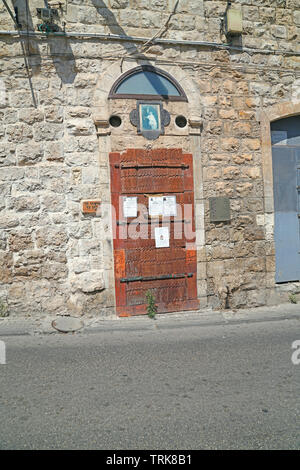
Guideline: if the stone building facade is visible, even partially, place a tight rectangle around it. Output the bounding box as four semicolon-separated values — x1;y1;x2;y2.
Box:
1;0;300;317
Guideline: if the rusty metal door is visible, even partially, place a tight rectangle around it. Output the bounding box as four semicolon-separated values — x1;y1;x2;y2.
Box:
110;148;199;316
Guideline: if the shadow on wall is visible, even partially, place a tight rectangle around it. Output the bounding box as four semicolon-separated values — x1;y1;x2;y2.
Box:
12;0;76;84
91;0;141;57
11;0;41;74
91;1;170;96
47;37;77;84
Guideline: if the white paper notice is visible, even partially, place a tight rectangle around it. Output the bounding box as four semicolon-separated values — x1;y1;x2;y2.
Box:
163;196;177;217
149;196;164;217
123;196;137;217
155;227;170;248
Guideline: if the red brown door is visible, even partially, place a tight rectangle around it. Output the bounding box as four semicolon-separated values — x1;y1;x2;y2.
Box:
110;148;199;316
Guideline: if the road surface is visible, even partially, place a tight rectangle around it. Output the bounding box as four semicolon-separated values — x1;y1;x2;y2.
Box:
0;309;299;449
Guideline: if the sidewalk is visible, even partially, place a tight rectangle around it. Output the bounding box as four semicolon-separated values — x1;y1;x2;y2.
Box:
0;302;299;336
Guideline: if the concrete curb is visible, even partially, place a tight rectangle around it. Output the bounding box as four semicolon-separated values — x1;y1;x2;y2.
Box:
0;302;299;337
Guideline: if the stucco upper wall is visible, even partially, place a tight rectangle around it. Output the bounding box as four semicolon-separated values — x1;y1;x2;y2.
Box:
0;1;299;47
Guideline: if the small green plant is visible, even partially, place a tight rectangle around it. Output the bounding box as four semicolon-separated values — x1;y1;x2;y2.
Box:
146;290;157;319
289;293;297;304
0;299;9;317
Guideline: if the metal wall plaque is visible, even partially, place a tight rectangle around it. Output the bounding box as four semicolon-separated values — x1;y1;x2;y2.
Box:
209;197;231;222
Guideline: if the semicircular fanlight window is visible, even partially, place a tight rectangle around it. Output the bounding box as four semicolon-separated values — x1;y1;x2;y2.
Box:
109;66;187;101
116;71;180;96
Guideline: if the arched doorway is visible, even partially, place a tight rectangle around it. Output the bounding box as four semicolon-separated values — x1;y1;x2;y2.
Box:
107;65;199;315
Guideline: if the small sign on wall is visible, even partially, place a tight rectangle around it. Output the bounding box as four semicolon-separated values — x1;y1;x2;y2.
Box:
82;200;101;215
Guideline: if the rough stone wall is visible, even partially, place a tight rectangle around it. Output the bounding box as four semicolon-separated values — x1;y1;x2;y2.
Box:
0;1;300;316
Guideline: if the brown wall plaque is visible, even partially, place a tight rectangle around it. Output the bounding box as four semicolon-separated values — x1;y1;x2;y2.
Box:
82;200;101;214
209;197;231;222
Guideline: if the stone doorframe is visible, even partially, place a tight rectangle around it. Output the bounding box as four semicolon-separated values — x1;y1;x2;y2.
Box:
259;101;300;238
91;59;206;312
259;101;300;289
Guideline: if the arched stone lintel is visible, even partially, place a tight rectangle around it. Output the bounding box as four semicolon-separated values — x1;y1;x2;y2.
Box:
92;59;201;123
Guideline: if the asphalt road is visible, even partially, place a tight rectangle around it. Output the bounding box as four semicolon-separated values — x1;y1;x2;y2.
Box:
0;312;299;450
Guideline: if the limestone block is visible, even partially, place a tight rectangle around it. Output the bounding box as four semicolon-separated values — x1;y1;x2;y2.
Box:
219;109;238;121
244;166;261;179
90;255;104;270
232;121;252;136
204;1;226;16
293;10;300;25
14;250;45;279
9;90;36;108
44;106;64;123
244;227;265;241
66;107;91;118
66;119;95;136
0;251;13;283
47;251;67;264
271;24;287;39
65;152;97;167
41;194;66;212
41;262;68;280
66;88;93;107
232;153;253;164
8;231;34;252
17;142;43;166
250;82;271;96
220;137;240;152
71;257;91;274
7;196;40;212
203;166;222;180
44;141;64;162
241;138;261;151
77;136;98;153
67;222;93;239
130;0;164;9
82;167;100;184
109;0;129;9
246;289;266;307
18;108;44;125
0;142;15;167
118;9;141;27
33;122;64;142
242;6;260;22
3;109;18;124
79;238;102;256
36;226;68;248
74;74;98;88
39;89;65;106
70;270;105;294
223;166;240;180
6;123;33;143
13;177;41;196
140;10;165;29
